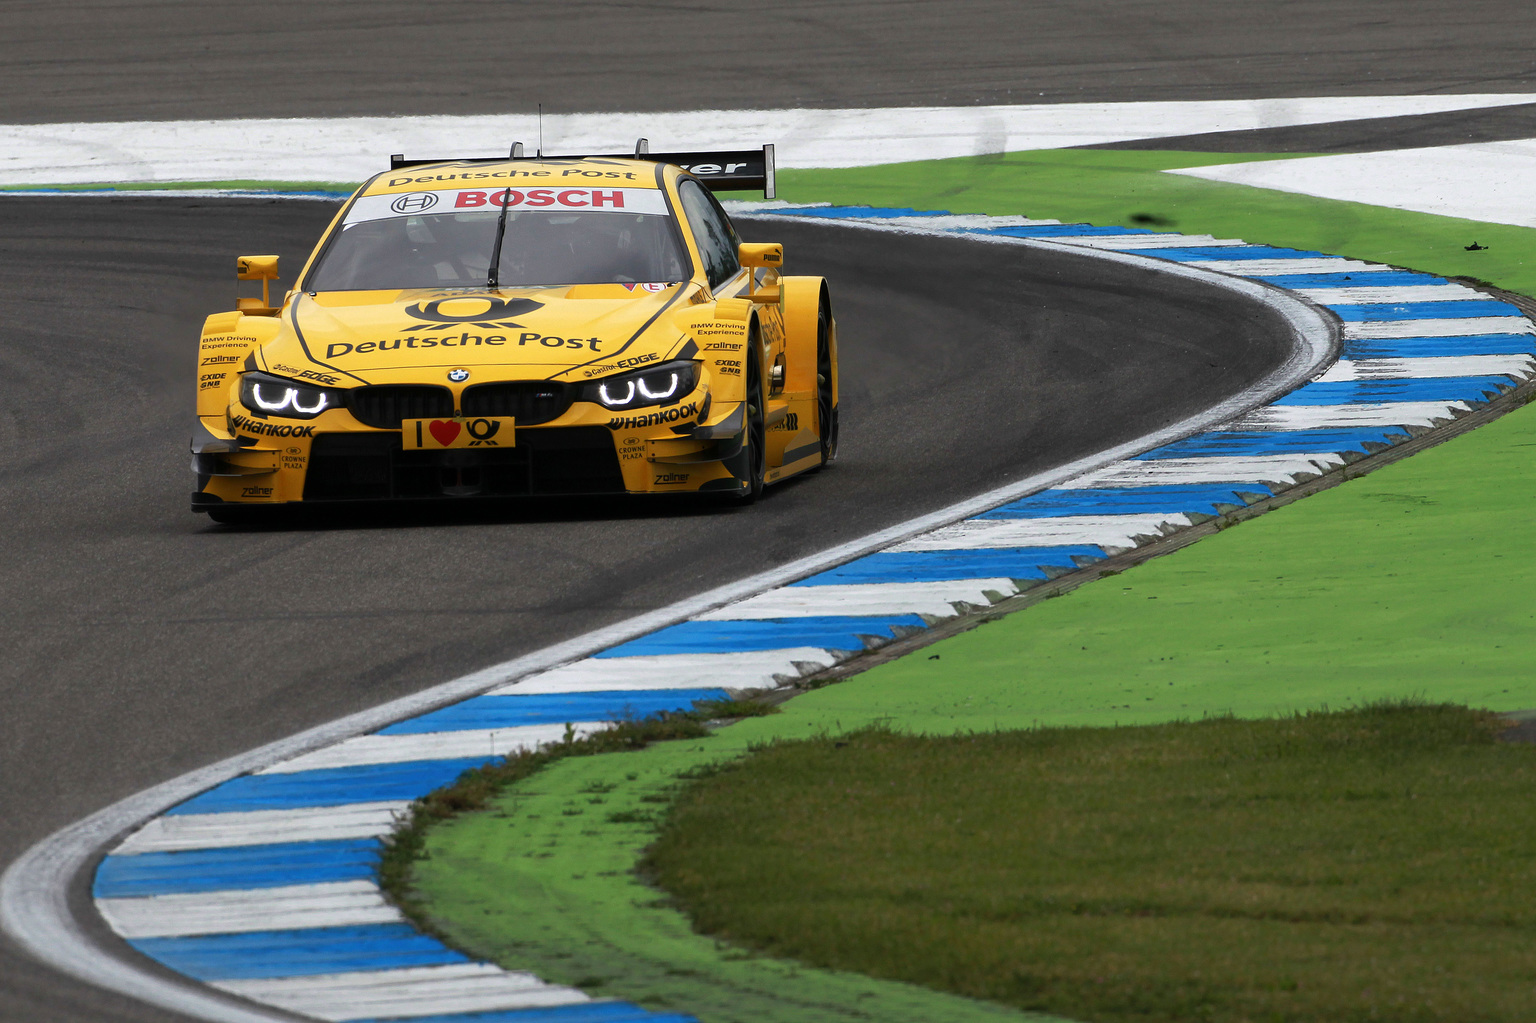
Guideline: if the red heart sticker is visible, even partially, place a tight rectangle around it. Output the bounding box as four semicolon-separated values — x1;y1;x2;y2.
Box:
429;419;461;446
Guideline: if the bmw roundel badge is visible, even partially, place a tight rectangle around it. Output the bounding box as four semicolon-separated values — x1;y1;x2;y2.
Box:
448;368;470;382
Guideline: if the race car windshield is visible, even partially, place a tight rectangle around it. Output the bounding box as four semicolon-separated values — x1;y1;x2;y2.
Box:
307;211;689;291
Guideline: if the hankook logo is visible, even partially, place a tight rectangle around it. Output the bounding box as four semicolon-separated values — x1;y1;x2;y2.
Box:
390;192;439;214
403;295;545;331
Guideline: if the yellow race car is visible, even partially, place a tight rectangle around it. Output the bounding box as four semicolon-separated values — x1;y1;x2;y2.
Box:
191;143;838;521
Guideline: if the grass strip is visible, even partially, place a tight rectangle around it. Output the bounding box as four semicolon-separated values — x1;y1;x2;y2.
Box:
642;703;1536;1023
380;700;768;928
405;718;1061;1023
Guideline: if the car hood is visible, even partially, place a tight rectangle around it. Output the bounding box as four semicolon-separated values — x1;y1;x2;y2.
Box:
260;285;689;383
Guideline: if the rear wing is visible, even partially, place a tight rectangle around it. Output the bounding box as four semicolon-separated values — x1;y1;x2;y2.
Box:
388;142;776;198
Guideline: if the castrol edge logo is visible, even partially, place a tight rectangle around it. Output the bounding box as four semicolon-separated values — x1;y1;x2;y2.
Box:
346;186;669;225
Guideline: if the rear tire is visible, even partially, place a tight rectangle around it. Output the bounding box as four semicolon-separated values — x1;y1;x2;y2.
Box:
815;300;839;467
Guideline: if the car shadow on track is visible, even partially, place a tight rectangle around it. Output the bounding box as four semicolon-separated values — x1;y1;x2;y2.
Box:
197;472;826;534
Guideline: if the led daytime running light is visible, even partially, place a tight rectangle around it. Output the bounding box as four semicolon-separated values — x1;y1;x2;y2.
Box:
598;380;636;406
637;372;679;401
251;381;329;415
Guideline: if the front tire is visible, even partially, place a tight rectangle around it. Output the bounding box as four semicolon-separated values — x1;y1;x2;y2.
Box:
724;329;767;503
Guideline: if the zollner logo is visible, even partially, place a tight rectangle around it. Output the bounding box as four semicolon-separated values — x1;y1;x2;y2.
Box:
390;192;439;214
403;295;545;331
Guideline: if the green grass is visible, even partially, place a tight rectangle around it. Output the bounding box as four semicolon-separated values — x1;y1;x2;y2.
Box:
642;704;1536;1023
405;150;1536;1021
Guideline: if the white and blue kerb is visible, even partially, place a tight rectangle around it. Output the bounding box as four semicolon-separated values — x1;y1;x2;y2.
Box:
92;207;1536;1023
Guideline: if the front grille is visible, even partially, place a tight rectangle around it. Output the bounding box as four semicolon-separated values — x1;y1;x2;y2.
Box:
303;427;625;501
461;381;574;425
347;385;454;429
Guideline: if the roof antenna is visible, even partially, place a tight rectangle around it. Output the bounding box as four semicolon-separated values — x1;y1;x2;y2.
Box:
635;137;649;157
537;103;543;159
510;142;523;159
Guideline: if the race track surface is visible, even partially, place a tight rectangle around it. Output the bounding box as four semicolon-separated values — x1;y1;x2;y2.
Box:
0;197;1294;1022
2;0;1533;123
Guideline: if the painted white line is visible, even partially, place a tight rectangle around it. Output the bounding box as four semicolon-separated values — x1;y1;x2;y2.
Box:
97;881;398;939
1295;284;1487;303
1342;316;1533;339
862;214;1064;230
1182;257;1392;276
2;215;1337;1023
1063;452;1348;489
1222;401;1471;431
1167;138;1536;230
495;648;840;695
114;802;410;855
887;514;1191;552
258;723;606;775
212;963;587;1021
697;580;1019;620
1063;234;1247;249
5;96;1534;185
1317;354;1536;382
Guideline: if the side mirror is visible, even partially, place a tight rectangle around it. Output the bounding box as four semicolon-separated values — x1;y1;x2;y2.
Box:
738;243;782;304
236;255;281;315
737;242;783;269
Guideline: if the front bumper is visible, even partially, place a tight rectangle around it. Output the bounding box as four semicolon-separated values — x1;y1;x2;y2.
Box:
192;392;747;508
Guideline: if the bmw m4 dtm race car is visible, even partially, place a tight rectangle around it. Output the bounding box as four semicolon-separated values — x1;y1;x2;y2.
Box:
191;142;838;522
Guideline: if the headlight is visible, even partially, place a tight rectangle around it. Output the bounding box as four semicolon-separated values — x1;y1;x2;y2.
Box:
582;360;699;410
238;371;343;420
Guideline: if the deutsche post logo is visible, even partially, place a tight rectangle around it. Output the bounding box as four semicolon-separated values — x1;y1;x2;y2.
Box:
390;192;439;214
402;296;544;331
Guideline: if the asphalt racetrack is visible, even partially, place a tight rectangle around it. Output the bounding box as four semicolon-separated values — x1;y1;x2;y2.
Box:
0;197;1295;1022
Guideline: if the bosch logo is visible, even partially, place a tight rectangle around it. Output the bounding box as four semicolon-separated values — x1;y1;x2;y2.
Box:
448;368;470;382
390;192;439;214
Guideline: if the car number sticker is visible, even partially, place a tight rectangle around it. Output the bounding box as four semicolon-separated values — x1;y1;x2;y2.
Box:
403;416;516;450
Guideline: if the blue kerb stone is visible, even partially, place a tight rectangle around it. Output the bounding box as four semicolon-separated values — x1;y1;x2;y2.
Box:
980;484;1274;519
1135;429;1409;460
1327;300;1521;321
1342;334;1536;358
348;1005;698;1023
1253;271;1442;288
799;548;1101;585
168;759;493;815
599;616;926;657
380;690;729;735
1277;377;1512;406
1130;245;1327;261
129;923;468;980
94;839;381;897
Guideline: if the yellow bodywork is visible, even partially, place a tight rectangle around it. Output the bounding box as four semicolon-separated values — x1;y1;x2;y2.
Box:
191;157;838;513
